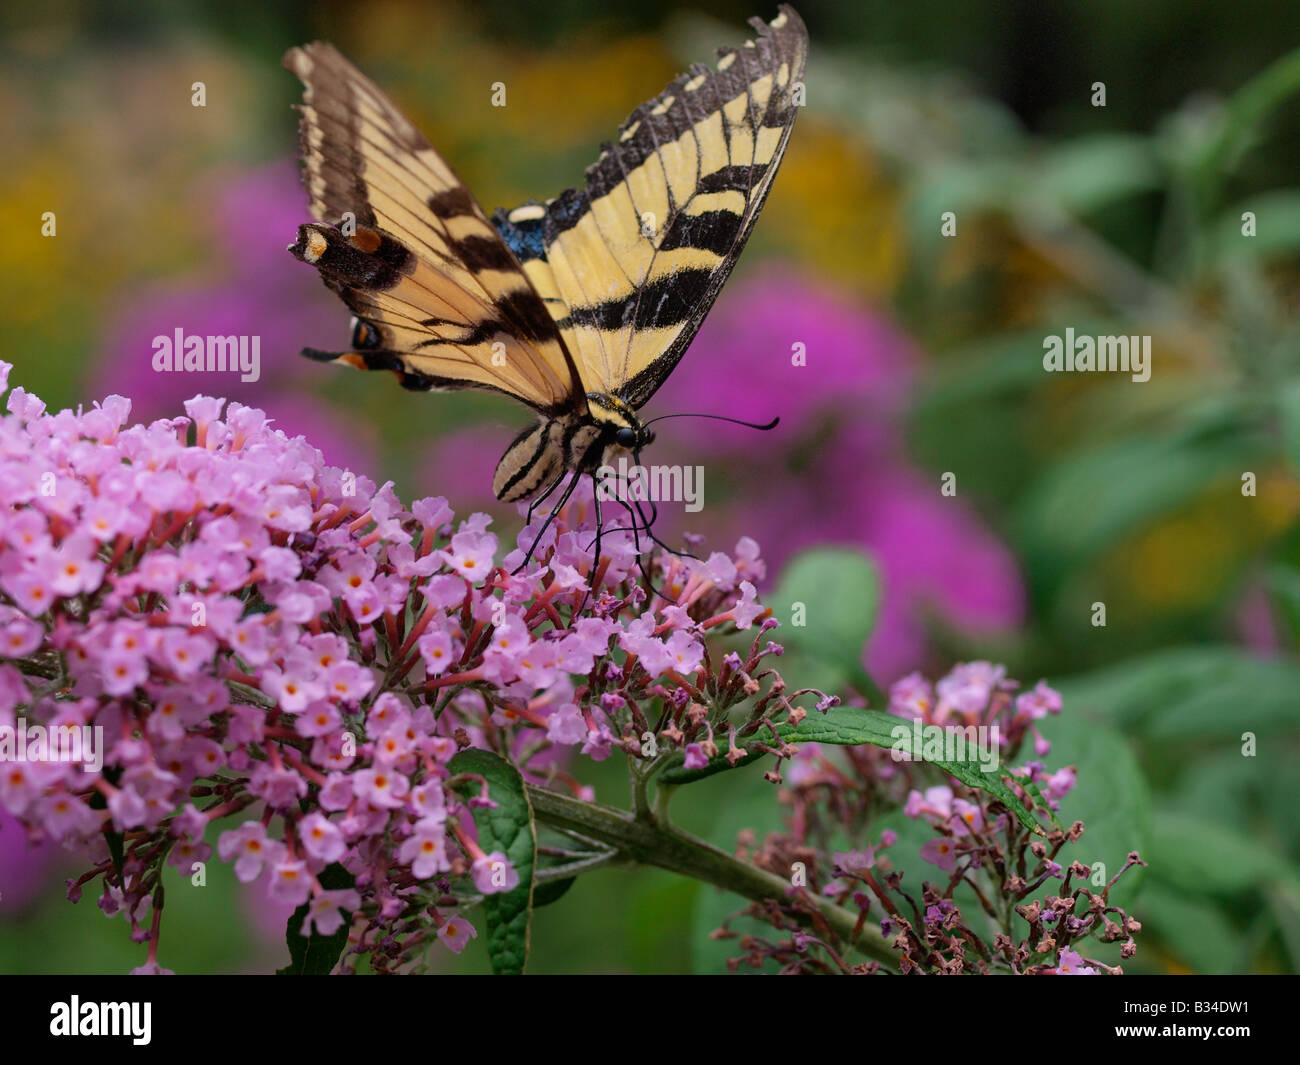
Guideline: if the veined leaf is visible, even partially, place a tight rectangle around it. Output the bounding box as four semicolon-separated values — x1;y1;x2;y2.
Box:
662;705;1045;834
449;747;537;975
278;863;355;975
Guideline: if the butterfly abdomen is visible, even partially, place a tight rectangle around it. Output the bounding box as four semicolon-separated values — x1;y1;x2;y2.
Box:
493;414;614;503
493;419;569;503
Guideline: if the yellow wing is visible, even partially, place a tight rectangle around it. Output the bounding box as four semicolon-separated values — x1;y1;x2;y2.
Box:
490;6;809;408
285;42;585;415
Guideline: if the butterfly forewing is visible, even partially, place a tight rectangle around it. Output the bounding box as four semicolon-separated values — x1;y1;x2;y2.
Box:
285;42;583;413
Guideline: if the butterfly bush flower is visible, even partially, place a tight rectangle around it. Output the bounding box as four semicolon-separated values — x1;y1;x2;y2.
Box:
710;662;1145;975
0;364;812;973
889;661;1061;757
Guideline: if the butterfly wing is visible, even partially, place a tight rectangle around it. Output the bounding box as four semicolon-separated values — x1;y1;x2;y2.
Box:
491;6;808;409
285;42;585;415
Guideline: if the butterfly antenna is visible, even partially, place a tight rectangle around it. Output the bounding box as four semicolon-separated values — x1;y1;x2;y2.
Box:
641;413;780;431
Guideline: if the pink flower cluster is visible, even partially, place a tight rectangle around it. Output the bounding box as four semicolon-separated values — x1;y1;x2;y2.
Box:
888;661;1063;755
722;663;1141;975
0;363;772;972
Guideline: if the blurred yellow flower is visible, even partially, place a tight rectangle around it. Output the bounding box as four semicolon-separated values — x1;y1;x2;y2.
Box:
1108;471;1300;611
762;121;902;299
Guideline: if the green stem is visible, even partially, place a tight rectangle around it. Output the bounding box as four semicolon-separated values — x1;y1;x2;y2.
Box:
525;784;897;967
629;756;653;822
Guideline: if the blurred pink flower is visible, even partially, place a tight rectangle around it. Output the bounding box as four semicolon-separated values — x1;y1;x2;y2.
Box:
649;266;1025;680
1236;581;1280;655
92;161;376;473
0;807;59;913
416;425;506;512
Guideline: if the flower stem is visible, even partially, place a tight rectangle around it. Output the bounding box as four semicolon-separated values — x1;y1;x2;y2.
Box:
524;784;896;967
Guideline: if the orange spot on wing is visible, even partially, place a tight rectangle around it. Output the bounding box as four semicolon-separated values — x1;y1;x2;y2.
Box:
351;227;382;254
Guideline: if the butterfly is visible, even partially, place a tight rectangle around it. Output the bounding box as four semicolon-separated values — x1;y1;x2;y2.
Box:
285;6;807;567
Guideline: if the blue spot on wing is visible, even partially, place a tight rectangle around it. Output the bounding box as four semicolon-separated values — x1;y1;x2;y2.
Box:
492;206;546;263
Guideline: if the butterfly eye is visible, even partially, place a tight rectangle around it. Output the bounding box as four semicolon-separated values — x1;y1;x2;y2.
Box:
615;427;638;448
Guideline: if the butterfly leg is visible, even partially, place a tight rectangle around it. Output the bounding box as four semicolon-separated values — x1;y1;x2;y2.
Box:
625;457;701;563
513;472;583;574
525;467;569;527
591;472;605;585
613;490;677;605
576;471;605;613
582;453;700;565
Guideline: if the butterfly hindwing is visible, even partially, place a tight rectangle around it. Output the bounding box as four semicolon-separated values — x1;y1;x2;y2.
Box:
492;6;809;409
285;42;584;414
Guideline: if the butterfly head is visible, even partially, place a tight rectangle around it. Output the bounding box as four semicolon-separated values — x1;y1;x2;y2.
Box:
614;424;654;450
586;392;654;461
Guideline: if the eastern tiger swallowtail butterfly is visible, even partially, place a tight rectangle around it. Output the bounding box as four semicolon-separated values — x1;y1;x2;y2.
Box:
285;6;807;564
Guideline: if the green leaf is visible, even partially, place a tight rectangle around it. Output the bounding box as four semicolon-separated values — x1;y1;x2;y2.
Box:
915;329;1072;410
1136;883;1245;974
765;547;881;693
1266;884;1300;974
905;160;1020;265
1147;809;1300;898
1163;749;1255;834
663;706;1044;834
1214;191;1300;263
1037;134;1160;215
532;877;575;908
1036;709;1150;908
1280;379;1300;475
449;747;537;975
1193;45;1300;187
1055;646;1300;739
690;777;788;974
1015;434;1263;601
1264;563;1300;645
278;863;355;975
